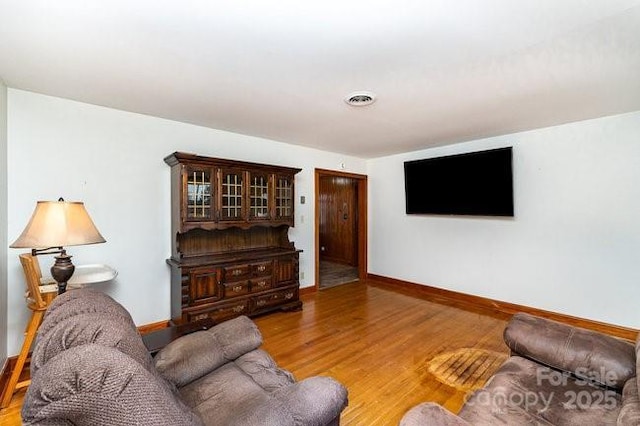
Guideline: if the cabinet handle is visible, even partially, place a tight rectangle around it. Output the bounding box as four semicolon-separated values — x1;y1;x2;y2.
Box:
231;270;243;276
232;305;245;313
257;265;266;272
257;281;266;288
285;292;294;300
233;285;243;293
256;300;267;307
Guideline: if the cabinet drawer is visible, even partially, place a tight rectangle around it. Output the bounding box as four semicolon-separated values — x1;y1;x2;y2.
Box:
186;299;250;323
251;261;273;277
250;277;273;293
223;280;250;298
224;265;250;280
253;287;298;310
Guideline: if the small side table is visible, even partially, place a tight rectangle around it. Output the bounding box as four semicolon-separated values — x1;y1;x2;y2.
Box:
67;264;118;288
142;318;216;356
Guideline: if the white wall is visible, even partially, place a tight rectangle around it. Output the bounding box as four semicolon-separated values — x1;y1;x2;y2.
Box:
5;89;366;355
368;110;640;328
0;80;7;364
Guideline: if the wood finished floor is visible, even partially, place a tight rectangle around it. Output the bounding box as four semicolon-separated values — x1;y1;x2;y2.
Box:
255;278;510;425
0;278;510;425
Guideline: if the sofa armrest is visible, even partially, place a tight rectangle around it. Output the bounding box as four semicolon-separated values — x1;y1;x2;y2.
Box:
504;313;636;390
400;402;471;426
155;316;262;387
271;376;348;426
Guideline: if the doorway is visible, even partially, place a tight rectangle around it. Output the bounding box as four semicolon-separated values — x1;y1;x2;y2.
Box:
315;169;367;289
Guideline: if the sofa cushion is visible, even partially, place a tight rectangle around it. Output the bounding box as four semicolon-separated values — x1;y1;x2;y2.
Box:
504;313;635;390
155;315;262;387
179;360;273;424
459;356;622;425
179;356;347;426
234;349;296;391
22;344;203;426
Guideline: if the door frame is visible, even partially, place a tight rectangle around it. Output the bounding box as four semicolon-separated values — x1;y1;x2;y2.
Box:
314;168;368;290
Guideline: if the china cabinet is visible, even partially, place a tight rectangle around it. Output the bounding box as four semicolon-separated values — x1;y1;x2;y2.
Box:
164;152;302;325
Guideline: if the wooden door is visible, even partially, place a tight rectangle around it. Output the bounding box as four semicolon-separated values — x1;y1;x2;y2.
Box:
319;176;358;265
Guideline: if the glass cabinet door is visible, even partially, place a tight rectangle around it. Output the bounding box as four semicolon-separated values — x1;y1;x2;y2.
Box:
219;168;245;221
184;166;214;221
249;172;271;220
275;174;294;220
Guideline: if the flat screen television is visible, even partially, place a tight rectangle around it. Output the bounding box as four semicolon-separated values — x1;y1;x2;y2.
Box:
404;147;514;217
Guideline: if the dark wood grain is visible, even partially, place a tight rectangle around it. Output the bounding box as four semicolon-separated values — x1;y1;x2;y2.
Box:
319;175;358;265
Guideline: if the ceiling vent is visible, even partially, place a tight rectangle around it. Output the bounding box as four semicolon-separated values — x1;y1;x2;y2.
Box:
344;91;377;107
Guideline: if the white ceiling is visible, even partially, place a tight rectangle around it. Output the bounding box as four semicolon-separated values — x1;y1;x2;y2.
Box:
1;1;640;158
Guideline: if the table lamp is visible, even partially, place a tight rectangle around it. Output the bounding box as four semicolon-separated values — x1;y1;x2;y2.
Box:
10;198;106;294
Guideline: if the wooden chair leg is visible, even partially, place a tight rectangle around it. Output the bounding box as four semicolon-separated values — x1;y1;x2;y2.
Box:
0;310;44;408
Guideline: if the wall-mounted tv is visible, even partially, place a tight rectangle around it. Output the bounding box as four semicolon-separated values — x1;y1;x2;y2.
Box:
404;147;514;217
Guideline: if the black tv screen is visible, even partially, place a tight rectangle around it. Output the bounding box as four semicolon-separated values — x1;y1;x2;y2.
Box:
404;147;514;216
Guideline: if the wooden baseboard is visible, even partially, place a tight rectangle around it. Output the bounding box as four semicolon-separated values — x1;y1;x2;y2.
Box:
367;273;638;341
300;286;316;296
137;320;171;335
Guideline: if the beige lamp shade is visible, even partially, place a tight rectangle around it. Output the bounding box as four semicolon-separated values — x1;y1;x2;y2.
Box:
11;200;106;249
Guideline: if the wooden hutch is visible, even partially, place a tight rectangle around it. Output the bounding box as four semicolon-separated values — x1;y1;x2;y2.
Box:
164;152;302;325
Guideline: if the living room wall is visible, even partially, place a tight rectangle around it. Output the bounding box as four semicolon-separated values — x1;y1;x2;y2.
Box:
5;89;367;355
367;110;640;328
0;80;8;364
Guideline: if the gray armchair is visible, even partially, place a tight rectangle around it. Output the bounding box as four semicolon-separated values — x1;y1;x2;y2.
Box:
401;313;638;425
22;289;348;425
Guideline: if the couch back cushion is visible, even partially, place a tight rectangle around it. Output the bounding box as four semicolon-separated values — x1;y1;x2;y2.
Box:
38;289;135;339
504;313;635;390
22;344;203;426
155;315;262;387
31;289;139;377
31;313;153;374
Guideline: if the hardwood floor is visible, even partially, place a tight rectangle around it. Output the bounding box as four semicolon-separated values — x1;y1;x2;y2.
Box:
255;278;510;425
0;278;510;425
0;389;22;426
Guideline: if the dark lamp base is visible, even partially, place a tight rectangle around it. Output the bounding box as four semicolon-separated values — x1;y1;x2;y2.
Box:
51;252;75;294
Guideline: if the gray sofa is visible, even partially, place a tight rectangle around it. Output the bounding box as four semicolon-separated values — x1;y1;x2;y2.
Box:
22;289;348;425
401;313;639;425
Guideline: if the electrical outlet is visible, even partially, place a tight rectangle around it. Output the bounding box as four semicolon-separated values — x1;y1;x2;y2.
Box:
300;272;305;280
